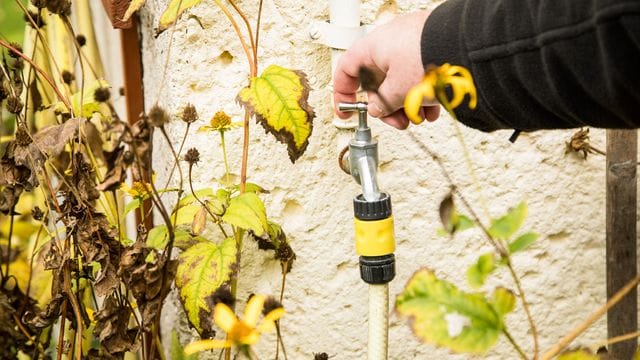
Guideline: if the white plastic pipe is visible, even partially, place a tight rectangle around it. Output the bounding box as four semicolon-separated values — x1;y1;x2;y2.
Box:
330;0;361;129
369;284;389;360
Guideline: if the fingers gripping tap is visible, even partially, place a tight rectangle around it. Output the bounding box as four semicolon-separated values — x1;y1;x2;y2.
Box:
338;102;381;201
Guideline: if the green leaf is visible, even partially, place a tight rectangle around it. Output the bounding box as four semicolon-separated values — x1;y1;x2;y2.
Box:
488;202;527;240
175;238;237;335
467;253;496;288
508;232;538;254
72;79;110;118
396;269;514;353
237;65;315;162
490;287;516;316
438;194;474;236
222;192;268;237
123;198;141;217
171;330;198;360
147;225;202;251
157;0;202;34
557;349;599;360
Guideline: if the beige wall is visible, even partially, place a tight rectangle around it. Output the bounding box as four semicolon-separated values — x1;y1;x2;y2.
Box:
138;0;631;358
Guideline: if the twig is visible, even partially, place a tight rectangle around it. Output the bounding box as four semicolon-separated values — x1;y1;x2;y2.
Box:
541;274;640;360
2;206;15;285
56;300;68;360
506;259;538;358
0;38;72;111
503;328;529;360
590;330;640;352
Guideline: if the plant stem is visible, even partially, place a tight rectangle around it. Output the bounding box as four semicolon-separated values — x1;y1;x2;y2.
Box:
0;38;72;111
3;206;15;285
591;330;640;352
213;0;255;72
56;300;67;360
505;258;538;359
220;131;231;184
541;274;640;360
503;328;529;360
227;0;256;71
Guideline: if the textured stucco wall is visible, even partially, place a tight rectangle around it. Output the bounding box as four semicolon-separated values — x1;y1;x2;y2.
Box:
137;0;637;358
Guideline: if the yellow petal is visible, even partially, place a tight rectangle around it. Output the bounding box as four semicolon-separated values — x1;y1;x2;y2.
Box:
240;329;261;345
404;82;434;124
446;76;477;110
244;295;265;328
258;307;285;333
184;339;232;355
214;303;238;333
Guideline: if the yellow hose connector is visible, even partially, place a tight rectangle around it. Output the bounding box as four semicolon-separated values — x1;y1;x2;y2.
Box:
354;216;395;256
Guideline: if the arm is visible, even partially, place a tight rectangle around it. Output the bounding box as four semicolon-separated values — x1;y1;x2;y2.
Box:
334;0;640;132
423;0;640;131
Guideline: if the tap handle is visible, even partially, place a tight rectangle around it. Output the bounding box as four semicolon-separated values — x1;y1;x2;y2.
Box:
338;102;368;130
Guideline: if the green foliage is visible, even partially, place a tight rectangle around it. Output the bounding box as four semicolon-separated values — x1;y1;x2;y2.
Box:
467;253;496;288
488;202;527;240
175;238;237;335
237;65;315;162
508;232;539;254
396;269;515;353
438;194;474;236
222;192;268;237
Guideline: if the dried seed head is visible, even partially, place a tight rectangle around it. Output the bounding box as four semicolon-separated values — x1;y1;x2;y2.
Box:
75;34;86;46
262;297;283;316
6;96;23;114
211;286;234;307
30;0;46;8
15;126;32;146
148;104;170;127
46;0;71;15
61;70;74;85
8;43;22;59
184;148;200;165
181;103;198;124
119;87;125;96
24;11;46;28
210;111;231;129
94;87;110;102
31;206;44;221
314;353;329;360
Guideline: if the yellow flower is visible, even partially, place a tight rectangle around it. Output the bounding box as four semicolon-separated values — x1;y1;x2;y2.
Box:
198;111;242;133
404;63;477;124
184;294;285;355
120;180;153;199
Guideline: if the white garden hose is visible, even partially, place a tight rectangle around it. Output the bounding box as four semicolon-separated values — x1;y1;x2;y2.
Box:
369;284;389;360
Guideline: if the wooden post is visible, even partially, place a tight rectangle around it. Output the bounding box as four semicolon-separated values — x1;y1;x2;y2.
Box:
606;129;637;359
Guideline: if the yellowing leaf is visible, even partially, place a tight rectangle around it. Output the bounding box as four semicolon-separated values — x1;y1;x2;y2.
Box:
237;65;315;162
396;269;514;353
467;253;496;288
175;238;237;335
490;287;516;316
222;192;268;237
488;201;528;240
55;79;110;118
123;0;146;21
157;0;203;34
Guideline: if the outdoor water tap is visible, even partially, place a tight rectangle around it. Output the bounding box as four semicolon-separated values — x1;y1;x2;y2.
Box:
338;102;381;201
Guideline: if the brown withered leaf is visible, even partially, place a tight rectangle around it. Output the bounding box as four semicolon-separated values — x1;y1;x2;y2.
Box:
0;287;38;358
124;118;152;171
96;146;128;192
76;212;122;297
118;240;177;329
68;153;100;203
249;221;296;274
94;294;139;357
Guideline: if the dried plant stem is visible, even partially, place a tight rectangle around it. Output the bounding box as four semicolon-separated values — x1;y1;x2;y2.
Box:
541;274;640;360
213;0;255;71
227;0;256;70
57;300;68;360
2;207;15;285
0;39;72;111
591;330;640;352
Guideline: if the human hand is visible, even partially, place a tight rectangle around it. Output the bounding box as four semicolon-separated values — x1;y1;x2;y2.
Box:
333;10;440;129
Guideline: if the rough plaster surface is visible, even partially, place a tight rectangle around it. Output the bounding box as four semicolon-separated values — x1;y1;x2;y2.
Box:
137;0;639;358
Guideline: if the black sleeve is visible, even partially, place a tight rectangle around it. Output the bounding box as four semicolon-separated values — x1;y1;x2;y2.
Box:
421;0;640;132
